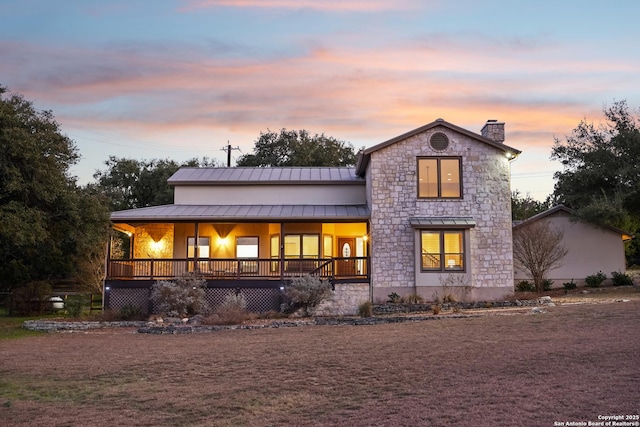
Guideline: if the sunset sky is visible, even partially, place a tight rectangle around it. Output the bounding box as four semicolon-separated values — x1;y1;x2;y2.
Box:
2;0;639;200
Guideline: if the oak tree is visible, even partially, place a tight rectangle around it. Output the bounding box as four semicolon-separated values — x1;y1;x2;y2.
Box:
236;129;357;167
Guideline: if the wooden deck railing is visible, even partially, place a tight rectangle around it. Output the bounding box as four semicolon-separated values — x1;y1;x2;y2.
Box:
107;257;368;281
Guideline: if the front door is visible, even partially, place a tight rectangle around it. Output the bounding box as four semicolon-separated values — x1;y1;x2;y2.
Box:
337;238;356;277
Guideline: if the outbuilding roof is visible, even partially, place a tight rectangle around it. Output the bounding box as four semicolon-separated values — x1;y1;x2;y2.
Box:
168;167;363;186
513;205;633;241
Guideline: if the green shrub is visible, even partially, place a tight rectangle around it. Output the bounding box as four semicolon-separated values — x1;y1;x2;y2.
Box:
562;280;577;292
585;271;606;288
358;301;373;317
387;292;401;303
611;271;633;287
542;279;554;291
516;280;535;292
65;295;86;319
9;281;52;316
150;274;207;317
282;275;332;316
119;304;145;321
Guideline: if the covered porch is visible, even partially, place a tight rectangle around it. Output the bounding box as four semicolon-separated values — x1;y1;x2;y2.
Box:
106;203;371;313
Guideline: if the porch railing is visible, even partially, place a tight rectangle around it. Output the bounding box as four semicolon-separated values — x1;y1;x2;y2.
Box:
107;257;368;281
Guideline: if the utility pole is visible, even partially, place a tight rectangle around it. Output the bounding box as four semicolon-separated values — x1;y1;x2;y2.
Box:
221;142;240;167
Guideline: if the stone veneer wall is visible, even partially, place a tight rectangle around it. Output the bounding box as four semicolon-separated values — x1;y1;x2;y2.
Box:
368;125;514;301
134;224;174;259
315;283;370;316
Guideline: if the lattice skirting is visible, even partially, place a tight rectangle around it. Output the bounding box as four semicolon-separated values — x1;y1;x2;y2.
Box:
204;288;282;313
107;286;283;314
109;288;152;314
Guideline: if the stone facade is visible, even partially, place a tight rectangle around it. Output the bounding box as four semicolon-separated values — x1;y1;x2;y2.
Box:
133;224;174;259
367;123;515;301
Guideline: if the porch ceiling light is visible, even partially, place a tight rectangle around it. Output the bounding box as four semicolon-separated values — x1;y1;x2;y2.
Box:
218;236;229;246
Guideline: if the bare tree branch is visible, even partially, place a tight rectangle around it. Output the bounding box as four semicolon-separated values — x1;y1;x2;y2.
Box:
513;220;568;292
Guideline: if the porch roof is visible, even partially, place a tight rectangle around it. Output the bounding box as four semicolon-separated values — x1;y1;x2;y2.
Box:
409;217;476;228
110;204;370;222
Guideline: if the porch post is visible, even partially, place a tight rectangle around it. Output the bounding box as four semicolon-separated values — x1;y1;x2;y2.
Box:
194;221;200;273
279;222;285;281
367;220;372;302
106;232;113;279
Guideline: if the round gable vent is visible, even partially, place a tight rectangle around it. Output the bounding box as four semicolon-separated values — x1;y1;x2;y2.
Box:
429;132;449;151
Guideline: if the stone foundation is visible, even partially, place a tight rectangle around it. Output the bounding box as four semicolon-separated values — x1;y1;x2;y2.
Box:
373;285;513;303
315;282;370;316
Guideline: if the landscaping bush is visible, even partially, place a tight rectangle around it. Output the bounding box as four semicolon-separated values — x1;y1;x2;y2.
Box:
9;281;52;316
204;292;248;325
96;305;146;321
282;275;332;316
387;292;401;303
150;274;207;317
515;280;535;292
119;304;146;321
442;293;457;303
402;294;424;304
542;279;554;292
611;271;633;287
563;280;577;292
358;301;373;317
65;295;86;319
585;271;606;288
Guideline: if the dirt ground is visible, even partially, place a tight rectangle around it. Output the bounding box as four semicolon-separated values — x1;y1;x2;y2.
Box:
1;288;639;427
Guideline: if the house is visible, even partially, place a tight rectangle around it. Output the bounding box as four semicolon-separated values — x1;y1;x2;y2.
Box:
512;205;632;287
105;118;521;315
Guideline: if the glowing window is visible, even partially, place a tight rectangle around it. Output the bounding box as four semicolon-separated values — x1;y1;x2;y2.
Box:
420;230;464;271
418;158;461;198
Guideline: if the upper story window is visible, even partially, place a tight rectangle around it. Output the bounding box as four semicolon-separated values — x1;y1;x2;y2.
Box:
417;157;461;198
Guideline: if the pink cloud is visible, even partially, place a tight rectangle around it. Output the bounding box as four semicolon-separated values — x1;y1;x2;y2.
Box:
3;35;636;162
181;0;417;12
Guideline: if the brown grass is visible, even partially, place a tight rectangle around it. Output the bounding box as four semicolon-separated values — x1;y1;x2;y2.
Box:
1;290;639;426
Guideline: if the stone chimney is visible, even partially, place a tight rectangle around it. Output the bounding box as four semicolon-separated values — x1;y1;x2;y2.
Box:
481;119;505;143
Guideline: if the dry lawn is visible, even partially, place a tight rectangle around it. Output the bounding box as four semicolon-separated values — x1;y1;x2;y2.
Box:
1;290;639;426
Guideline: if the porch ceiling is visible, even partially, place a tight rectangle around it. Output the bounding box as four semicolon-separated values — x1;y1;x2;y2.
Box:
110;204;370;222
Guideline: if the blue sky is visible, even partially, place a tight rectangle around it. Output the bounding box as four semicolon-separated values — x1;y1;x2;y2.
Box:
2;0;639;200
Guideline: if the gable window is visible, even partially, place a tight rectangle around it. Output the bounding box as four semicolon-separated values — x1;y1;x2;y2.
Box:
420;230;464;271
418;157;461;198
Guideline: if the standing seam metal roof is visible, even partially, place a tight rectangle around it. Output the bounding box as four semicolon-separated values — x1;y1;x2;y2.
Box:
110;204;370;221
168;167;363;185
